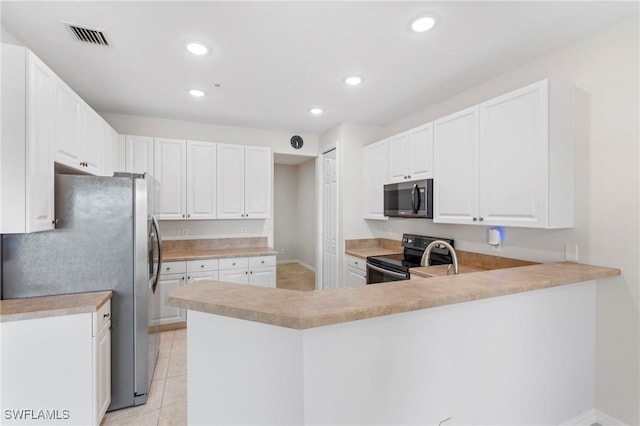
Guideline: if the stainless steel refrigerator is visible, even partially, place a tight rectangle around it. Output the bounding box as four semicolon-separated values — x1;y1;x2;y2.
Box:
1;173;162;412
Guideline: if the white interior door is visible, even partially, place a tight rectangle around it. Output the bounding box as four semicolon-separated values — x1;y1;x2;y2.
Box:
321;149;337;290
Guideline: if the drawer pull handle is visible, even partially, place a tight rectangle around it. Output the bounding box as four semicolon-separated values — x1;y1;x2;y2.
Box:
103;313;111;319
201;265;205;268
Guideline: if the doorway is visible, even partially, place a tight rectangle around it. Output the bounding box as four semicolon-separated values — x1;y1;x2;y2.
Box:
273;154;317;290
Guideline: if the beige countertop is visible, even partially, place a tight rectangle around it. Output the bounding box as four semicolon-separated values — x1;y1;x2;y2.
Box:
0;291;112;323
345;248;402;259
168;262;620;330
410;264;487;277
163;247;278;262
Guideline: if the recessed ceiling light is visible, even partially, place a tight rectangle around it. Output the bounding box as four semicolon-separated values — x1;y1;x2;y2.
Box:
345;76;363;86
186;42;208;55
189;89;205;97
309;108;323;115
411;16;436;33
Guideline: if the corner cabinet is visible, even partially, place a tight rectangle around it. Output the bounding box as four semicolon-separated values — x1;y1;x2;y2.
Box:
363;139;389;220
1;44;55;233
434;79;575;229
217;144;272;219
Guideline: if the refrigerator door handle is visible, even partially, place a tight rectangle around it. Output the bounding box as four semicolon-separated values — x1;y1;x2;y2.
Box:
151;215;163;294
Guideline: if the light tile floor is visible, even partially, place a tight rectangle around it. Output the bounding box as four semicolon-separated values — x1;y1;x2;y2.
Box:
101;329;187;426
276;262;315;291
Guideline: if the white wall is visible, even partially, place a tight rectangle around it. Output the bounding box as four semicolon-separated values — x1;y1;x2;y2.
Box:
363;17;639;424
274;165;299;262
297;158;317;269
274;161;317;268
1;25;24;45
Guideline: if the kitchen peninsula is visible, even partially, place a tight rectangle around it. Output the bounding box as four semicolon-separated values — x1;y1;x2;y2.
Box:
168;262;620;425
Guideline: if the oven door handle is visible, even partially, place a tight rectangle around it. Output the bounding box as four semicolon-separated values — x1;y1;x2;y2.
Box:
366;262;409;279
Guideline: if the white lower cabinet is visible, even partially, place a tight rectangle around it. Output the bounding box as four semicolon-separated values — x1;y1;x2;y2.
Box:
187;259;220;284
345;255;366;287
0;300;111;426
219;256;276;287
151;261;187;326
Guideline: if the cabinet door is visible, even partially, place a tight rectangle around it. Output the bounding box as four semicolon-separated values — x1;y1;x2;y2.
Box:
154;138;187;220
387;134;408;183
188;271;220;284
102;125;117;177
249;266;276;287
479;81;547;227
407;122;433;179
187;140;217;219
433;106;480;224
125;135;154;174
95;324;111;424
150;274;187;325
346;266;366;287
244;145;271;219
363;140;389;219
54;77;82;169
217;143;245;219
219;269;249;285
82;107;104;175
26;51;55;232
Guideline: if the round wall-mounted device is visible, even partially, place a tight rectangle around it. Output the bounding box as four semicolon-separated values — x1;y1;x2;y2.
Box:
290;135;304;149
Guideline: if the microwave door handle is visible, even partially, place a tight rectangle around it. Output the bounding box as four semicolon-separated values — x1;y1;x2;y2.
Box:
151;215;163;294
411;184;420;214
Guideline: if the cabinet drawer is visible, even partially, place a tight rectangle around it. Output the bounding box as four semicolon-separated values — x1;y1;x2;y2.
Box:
187;258;219;273
219;257;249;270
346;255;366;272
93;299;111;337
249;255;276;268
161;261;186;275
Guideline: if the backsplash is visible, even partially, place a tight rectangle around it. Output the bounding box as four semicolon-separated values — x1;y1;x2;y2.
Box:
163;237;268;251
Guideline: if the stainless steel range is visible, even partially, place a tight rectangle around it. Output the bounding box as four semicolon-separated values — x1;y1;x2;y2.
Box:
366;234;454;284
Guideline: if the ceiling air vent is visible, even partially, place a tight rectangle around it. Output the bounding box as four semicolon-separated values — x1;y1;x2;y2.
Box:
65;23;109;46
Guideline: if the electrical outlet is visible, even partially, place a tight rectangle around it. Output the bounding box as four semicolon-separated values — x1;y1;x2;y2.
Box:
240;227;246;234
564;244;579;262
491;242;502;252
182;228;189;236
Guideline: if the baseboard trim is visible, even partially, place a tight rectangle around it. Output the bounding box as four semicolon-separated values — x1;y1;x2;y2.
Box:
277;259;316;272
595;408;629;426
560;408;629;426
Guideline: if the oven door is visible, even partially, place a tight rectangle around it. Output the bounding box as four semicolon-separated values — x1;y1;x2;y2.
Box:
366;262;410;284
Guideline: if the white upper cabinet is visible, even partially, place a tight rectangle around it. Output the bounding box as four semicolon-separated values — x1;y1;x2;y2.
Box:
82;107;104;176
363;139;389;220
217;144;271;219
244;145;272;219
154;138;187;220
387;122;433;183
433;106;480;224
125;135;154;174
54;78;82;168
1;45;55;233
186;140;217;220
434;79;574;228
54;76;113;176
217;143;245;219
102;125;118;177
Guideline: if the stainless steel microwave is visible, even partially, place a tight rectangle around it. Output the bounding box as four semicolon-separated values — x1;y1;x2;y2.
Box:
383;179;433;218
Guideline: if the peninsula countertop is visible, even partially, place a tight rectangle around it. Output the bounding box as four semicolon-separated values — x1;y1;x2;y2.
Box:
0;291;112;323
168;262;620;330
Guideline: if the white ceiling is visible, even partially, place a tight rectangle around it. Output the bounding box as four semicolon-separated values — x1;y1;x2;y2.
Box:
1;1;637;135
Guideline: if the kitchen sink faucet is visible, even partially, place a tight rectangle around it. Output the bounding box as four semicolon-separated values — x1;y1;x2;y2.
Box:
421;240;459;275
